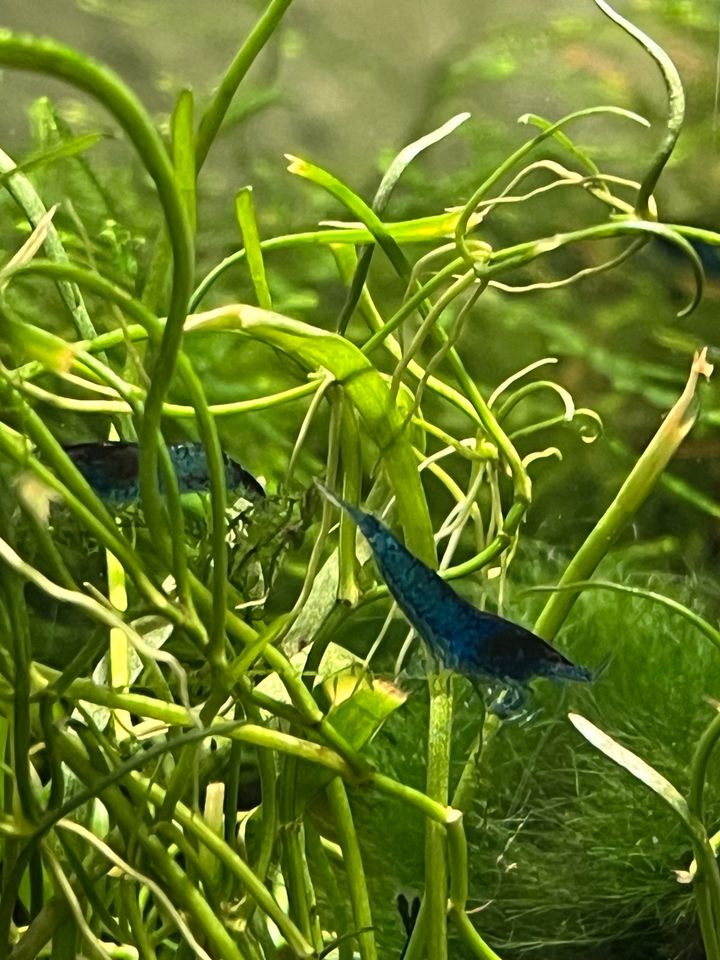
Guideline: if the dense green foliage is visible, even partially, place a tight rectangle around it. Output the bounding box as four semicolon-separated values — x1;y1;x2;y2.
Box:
1;2;720;959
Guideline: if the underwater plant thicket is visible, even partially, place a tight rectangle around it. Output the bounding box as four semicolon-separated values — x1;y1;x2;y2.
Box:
2;1;720;958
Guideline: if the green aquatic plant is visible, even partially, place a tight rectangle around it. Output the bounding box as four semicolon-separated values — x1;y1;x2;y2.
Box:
0;1;717;958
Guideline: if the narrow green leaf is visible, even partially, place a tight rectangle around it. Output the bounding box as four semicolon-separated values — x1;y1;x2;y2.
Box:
286;154;414;289
194;0;294;170
0;132;107;186
171;88;196;232
337;112;471;332
569;712;691;824
0;204;57;281
535;350;712;639
235;186;272;309
593;0;684;217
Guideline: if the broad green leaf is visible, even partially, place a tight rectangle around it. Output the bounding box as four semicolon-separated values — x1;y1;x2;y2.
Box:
322;669;407;751
262;643;407;812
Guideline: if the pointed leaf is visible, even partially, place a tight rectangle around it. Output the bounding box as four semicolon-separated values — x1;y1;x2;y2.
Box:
569;712;691;824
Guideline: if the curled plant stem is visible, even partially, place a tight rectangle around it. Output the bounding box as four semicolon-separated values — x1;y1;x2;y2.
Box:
593;0;684;218
484;219;703;317
489;238;646;294
453;105;649;267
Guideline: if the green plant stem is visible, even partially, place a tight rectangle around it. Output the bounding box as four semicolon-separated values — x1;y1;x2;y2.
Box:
125;767;313;957
233;711;279;929
694;882;720;960
4;896;68;960
265;387;343;656
184;303;435;564
195;0;294;170
34;666;461;829
451;712;503;815
424;672;452;960
326;777;378;960
451;910;504;960
3;575;35;822
278;751;324;952
390;270;477;396
54;734;253;960
0;147;97;340
305;824;355;960
122;883;158;960
592;0;684;218
338;402;362;605
534;351;709;640
14;257;478;443
0;32;221;618
1;720;311;957
527;580;720;654
299;601;355;694
689;826;720;960
690;711;720;826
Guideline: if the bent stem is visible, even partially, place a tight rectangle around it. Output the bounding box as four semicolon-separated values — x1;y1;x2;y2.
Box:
534;349;712;640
